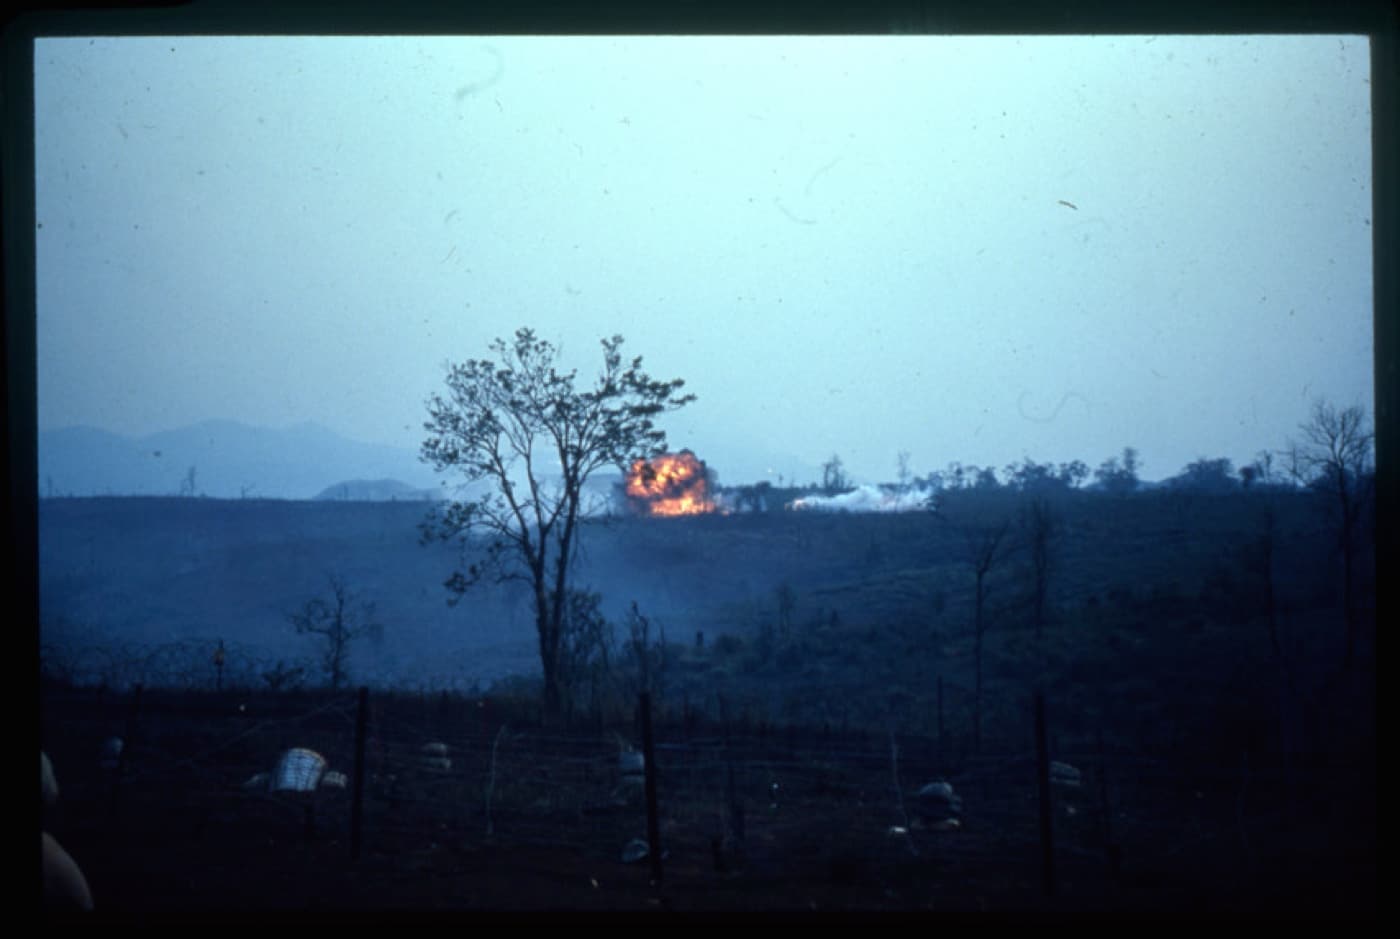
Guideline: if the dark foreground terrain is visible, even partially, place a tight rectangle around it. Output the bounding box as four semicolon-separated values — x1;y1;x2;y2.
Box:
41;680;1374;919
39;487;1375;917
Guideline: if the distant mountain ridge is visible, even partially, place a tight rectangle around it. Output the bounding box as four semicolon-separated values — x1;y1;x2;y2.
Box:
38;420;439;500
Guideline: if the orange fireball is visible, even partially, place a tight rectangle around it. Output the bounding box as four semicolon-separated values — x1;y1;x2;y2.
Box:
625;450;714;516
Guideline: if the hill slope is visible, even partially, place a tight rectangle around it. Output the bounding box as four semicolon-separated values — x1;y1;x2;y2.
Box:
38;420;437;500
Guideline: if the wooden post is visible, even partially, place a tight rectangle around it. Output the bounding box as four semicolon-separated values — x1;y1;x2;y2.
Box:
1096;728;1121;882
727;761;744;845
639;692;663;886
1034;691;1056;898
937;675;945;766
485;724;508;838
351;686;369;859
109;683;143;818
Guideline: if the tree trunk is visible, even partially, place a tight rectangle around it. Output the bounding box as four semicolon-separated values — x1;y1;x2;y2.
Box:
533;567;563;720
537;605;562;719
1259;506;1280;660
1342;520;1355;669
1264;551;1279;660
1339;478;1356;670
1033;569;1046;641
540;501;580;721
974;570;984;752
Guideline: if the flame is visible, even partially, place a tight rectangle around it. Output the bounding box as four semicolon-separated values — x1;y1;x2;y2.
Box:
625;450;715;516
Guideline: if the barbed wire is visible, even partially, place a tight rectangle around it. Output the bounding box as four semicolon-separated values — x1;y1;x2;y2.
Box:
41;677;1351;900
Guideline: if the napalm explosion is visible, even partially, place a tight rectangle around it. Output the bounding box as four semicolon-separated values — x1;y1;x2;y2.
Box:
624;450;716;516
621;451;938;516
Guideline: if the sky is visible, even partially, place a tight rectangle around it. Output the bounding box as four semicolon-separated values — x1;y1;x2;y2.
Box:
33;34;1374;486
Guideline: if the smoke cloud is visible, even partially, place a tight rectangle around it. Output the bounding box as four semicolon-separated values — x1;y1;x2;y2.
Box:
788;485;938;513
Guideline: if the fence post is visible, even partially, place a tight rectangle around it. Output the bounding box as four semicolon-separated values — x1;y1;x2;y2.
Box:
937;675;945;766
351;686;369;860
485;723;508;838
717;693;744;869
1034;690;1056;898
639;692;663;886
1096;727;1121;882
109;683;143;819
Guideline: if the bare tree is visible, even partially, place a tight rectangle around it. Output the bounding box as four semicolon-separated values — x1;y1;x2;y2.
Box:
1020;496;1058;641
421;328;693;717
625;601;668;704
557;588;616;719
1005;458;1066;494
1254;500;1281;660
1240;450;1277;490
945;461;967;491
1057;459;1090;489
956;517;1015;751
288;574;382;691
1284;399;1374;668
822;453;850;492
1095;447;1141;494
1172;457;1237;492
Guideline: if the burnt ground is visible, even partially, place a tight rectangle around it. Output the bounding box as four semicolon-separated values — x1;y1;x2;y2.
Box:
40;683;1375;922
38;490;1376;922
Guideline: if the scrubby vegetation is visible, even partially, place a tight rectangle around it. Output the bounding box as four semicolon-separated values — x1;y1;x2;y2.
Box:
38;411;1376;914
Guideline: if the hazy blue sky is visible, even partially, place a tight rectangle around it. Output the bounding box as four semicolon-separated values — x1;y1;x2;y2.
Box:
34;34;1373;485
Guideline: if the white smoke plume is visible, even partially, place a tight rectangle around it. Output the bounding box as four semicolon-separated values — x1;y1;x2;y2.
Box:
788;484;938;513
